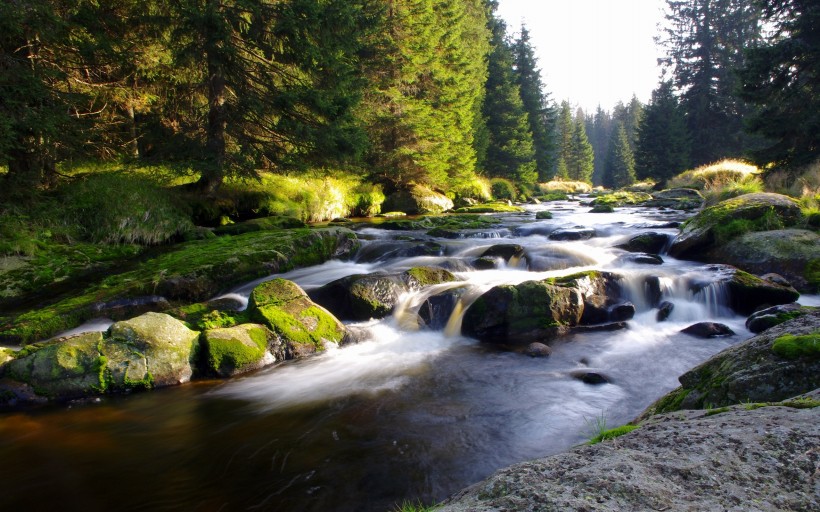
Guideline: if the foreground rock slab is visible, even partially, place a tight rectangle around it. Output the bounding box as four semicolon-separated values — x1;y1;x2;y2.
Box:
439;398;819;512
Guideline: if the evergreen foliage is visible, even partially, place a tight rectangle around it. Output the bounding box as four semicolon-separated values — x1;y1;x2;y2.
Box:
604;122;636;189
566;117;594;183
739;0;820;171
513;25;557;181
590;107;612;186
480;1;537;186
659;0;763;166
635;80;691;185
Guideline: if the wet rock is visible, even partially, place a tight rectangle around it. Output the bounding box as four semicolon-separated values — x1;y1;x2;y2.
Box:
590;204;614;213
418;288;466;330
615;232;670;254
644;188;704;209
643;309;820;416
616;253;664;265
437;259;473;273
669;193;803;259
643;276;663;308
90;295;171;321
570;370;610;385
427;227;462;239
471;257;500;270
656;301;675;322
479;244;525;263
249;279;346;358
310;267;456;321
525;248;598;272
535;211;553;220
548;227;595;241
571;322;628;333
680;322;735;338
525;342;552;358
512;224;556;237
340;325;373;347
463;271;621;344
745;303;817;334
714;265;800;315
609;302;636;322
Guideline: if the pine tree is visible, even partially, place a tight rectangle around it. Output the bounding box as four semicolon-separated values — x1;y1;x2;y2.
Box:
604;122;636;189
590;106;612;186
739;0;820;171
566;117;594;183
660;0;763;166
635;80;690;186
480;1;537;186
556;100;574;178
513;25;557;182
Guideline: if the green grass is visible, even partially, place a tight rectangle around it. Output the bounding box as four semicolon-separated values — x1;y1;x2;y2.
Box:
393;500;437;512
588;424;639;445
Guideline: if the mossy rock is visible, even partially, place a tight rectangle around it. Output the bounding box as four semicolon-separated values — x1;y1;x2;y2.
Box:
593;191;653;207
639;309;820;418
745;304;817;333
462;271;618;344
166;300;249;331
535;211;553;220
381;185;454;215
1;227;358;345
213;216;307;235
0;347;15;368
615;232;670;255
248;279;345;358
715;266;800;315
705;229;820;293
669;193;803;259
3;332;108;398
202;324;278;377
590;204;615;213
106;312;201;389
310;267;456;322
453;202;525;214
644;188;704;210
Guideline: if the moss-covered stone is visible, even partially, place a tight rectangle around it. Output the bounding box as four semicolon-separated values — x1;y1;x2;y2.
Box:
535;211;553;220
771;332;820;360
3;332;108;398
590;204;615;213
1;227;358;345
593;191;653;207
453;202;525;213
670;193;803;259
202;324;275;377
213;216;307;235
381;185;454;214
167;302;249;331
106;312;201;389
248;279;345;358
719;267;800;315
0;347;15;368
403;267;457;287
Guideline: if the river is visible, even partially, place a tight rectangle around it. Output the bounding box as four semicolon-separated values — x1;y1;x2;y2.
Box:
1;199;812;511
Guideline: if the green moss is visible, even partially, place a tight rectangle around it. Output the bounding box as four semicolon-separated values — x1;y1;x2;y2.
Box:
653;387;691;414
594;191;652;207
168;302;249;330
806;259;820;291
535;211;553;219
705;406;731;416
204;327;268;375
588;424;639;445
771;332;820;360
254;305;342;350
453;203;524;213
780;396;820;409
404;267;456;287
3;228;356;344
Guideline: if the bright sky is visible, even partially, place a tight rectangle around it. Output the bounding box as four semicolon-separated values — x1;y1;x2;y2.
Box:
497;0;667;113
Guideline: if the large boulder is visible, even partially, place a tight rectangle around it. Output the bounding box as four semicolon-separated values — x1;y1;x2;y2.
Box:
248;279;346;359
615;232;671;254
669;193;802;259
381;185;454;215
105;312;201;389
439;396;820;512
310;267;457;321
462;271;621;344
708;265;800;315
644;188;704;209
746;304;817;334
641;308;820;417
706;229;820;293
201;324;280;377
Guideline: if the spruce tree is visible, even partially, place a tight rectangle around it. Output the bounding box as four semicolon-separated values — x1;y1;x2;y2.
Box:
590;106;612;186
480;2;537;186
513;25;557;182
556;101;574;178
635;80;690;186
739;0;820;171
604;122;636;189
566;117;594;183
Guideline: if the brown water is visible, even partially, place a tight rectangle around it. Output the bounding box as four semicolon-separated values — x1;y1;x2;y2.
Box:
2;201;794;511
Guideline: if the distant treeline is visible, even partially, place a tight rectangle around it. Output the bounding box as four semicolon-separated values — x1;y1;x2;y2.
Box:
0;0;816;193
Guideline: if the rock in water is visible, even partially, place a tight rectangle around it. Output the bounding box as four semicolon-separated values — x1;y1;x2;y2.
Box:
680;322;735;338
745;304;816;334
248;278;346;359
656;301;674;322
524;343;552;358
201;324;279;377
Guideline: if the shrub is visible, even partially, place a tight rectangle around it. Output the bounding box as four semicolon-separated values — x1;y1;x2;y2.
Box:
668;159;759;191
538;179;592;194
59;172;194;245
451;176;492;202
490;178;517;200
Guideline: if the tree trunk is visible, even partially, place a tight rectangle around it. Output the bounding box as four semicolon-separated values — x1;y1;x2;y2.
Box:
198;0;227;195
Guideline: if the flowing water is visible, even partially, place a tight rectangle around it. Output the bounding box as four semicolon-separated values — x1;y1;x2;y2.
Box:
1;200;814;511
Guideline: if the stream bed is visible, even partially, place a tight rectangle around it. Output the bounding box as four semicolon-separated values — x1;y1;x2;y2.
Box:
1;200;813;511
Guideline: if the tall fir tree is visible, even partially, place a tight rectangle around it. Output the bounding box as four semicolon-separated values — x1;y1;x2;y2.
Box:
635;80;690;185
366;0;490;189
555;100;574;179
604;122;636;189
566;116;594;182
660;0;763;166
590;106;612;185
513;25;557;182
480;1;536;186
739;0;820;171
